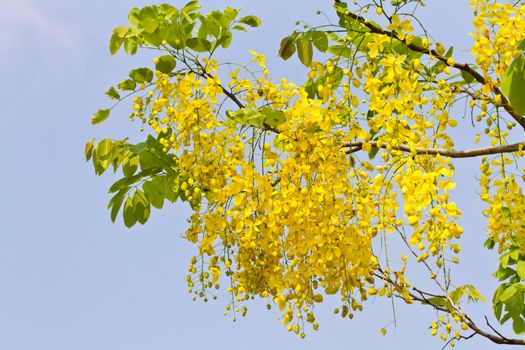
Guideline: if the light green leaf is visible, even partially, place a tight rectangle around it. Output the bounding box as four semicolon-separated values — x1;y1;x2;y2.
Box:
500;284;518;302
93;139;113;175
218;31;233;48
91;109;110;125
124;37;139;55
133;190;151;224
122;156;139;177
368;146;379;160
327;45;352;59
143;177;165;209
232;25;247;32
311;31;328;52
296;35;313;67
105;87;121;100
518;39;525;51
142;18;159;34
123;197;137;228
501;56;525;115
182;0;201;14
237;15;261;27
517;261;525;280
155;55;177;74
85;139;94;161
513;317;525;334
118;79;137;91
109;189;127;223
129;67;154;83
109;26;130;55
461;70;475;84
186;37;211;52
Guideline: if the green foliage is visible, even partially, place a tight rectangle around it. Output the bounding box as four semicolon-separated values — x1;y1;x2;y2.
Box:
91;109;110;125
227;107;286;128
87;134;182;227
501;56;525;115
129;67;154;83
105;87;121;100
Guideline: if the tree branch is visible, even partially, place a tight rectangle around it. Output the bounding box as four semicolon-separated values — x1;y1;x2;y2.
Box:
375;270;525;345
344;141;525;158
341;10;525;130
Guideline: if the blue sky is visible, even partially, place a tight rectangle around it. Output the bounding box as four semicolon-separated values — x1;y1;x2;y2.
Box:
0;0;518;349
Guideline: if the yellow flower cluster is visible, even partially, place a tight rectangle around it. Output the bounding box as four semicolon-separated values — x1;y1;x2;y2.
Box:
128;40;467;333
471;0;525;78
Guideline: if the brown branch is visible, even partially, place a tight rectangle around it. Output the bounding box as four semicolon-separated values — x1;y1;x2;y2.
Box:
375;260;525;345
344;141;525;158
461;314;525;345
485;316;508;340
341;10;525;131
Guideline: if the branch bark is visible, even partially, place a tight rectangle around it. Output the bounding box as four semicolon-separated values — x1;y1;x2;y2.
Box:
344;141;525;158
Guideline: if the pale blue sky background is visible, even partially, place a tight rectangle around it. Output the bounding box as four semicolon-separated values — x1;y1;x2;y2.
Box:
0;0;519;349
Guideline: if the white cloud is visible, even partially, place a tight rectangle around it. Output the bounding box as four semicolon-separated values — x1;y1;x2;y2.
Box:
0;0;76;51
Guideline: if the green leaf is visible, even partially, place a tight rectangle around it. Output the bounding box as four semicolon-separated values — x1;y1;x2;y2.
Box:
128;7;140;26
296;35;313;67
91;109;110;125
186;37;212;52
93;139;113;175
111;141;125;172
218;31;233;48
129;67;154;83
500;284;518;302
122;156;139;177
182;0;201;14
260;107;286;128
463;284;486;302
105;87;121;100
513;317;525;334
484;237;495;249
368;146;379;159
138;151;162;172
232;25;247;32
327;45;352;59
142;18;159;34
85;139;94;161
109;26;130;55
224;7;240;21
155;55;177;74
127;141;147;155
461;70;475;84
493;266;516;281
501;312;512;325
143;177;166;209
133;190;151;224
518;39;525;51
502;206;511;218
123;197;137;228
278;36;296;60
426;296;448;307
501;56;525;115
237;15;261;27
108;174;141;193
124;37;139;55
517;261;525;280
494;301;503;321
108;189;128;223
118;79;137;91
311;31;328;52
